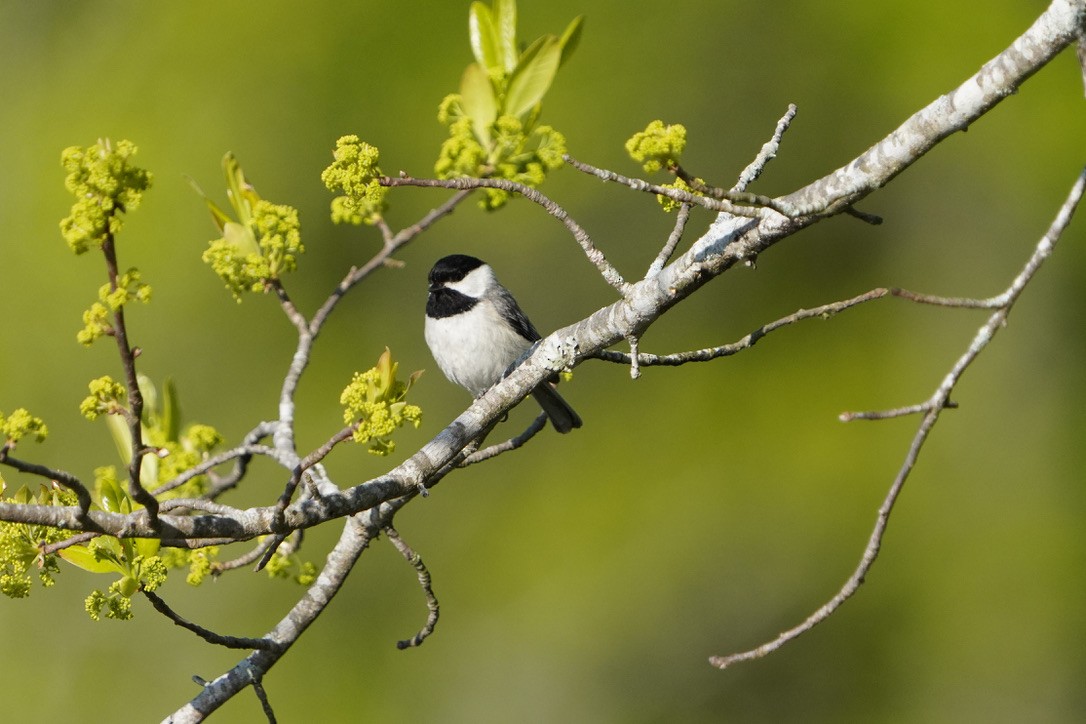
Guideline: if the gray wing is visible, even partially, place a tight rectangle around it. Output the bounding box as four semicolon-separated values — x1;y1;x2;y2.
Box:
492;286;541;342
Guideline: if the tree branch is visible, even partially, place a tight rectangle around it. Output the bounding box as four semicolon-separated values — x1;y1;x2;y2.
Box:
710;166;1086;669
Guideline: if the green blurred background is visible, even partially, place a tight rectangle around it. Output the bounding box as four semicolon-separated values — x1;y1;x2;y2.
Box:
2;1;1084;721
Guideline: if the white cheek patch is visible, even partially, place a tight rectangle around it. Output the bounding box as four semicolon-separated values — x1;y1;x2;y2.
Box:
446;265;496;299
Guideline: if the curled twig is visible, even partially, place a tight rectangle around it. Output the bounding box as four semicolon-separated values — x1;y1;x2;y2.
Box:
385;525;439;649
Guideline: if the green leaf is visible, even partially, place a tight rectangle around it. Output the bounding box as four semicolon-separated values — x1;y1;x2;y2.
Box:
460;62;498;145
558;15;584;67
135;536;160;559
117;576;139;597
222;220;260;256
186;176;232;233
139;450;159;489
58;545;122;574
505;35;562;119
161;378;181;443
222;152;259;225
97;472;130;515
106;415;132;465
137;374;157;426
468;2;501;75
493;0;518;73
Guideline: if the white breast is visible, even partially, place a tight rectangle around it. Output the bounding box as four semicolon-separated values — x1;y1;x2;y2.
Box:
425;301;533;397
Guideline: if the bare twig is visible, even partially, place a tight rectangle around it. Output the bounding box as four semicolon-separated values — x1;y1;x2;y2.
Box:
646;202;693;279
213;537;278;574
250;672;277;724
143;589;281;651
266;279;308;335
385;525;440;649
382;175;628;293
153;442;278;498
39;531;99;556
711;167;1086;670
99;229;159;522
839;400;958;422
595;288;893;367
733;104;799;193
563;154;798;219
0;453;93;517
459;413;548;466
627;335;642;379
274;425;357;523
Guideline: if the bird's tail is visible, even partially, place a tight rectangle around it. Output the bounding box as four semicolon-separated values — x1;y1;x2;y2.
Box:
531;383;582;433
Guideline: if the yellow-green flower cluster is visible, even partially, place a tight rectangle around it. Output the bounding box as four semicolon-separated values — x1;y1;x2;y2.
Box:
77;268;152;345
656;176;703;213
59;139;152;254
339;348;422;456
0;483;76;599
150;423;224;499
435;97;487;178
435;98;567;211
61;471;167;620
161;545;220;586
0;408;48;444
202;199;304;301
80;376;126;420
263;548;318;586
321;135;389;225
625;120;687;174
83;551;167;621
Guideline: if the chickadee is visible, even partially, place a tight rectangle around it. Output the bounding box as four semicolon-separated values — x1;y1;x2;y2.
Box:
424;254;582;433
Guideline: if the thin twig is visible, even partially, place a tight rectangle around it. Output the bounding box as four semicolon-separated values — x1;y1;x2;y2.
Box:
627;335;641;379
385;525;440;649
99;229;159;522
0;453;93;517
839;400;958;422
143;589;281;651
250;671;277;724
152;441;277;498
214;537;278;575
563;154;798;219
733;104;799;193
593;279;1034;370
307;188;475;340
459;413;548;466
710;167;1086;669
39;531;100;556
203;422;280;499
382;175;629;293
267;279;309;335
274;425;357;522
594;288;892;367
646;202;693;279
641;105;795;282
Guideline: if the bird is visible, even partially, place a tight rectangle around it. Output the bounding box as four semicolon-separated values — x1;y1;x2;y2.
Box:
424;254;582;433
